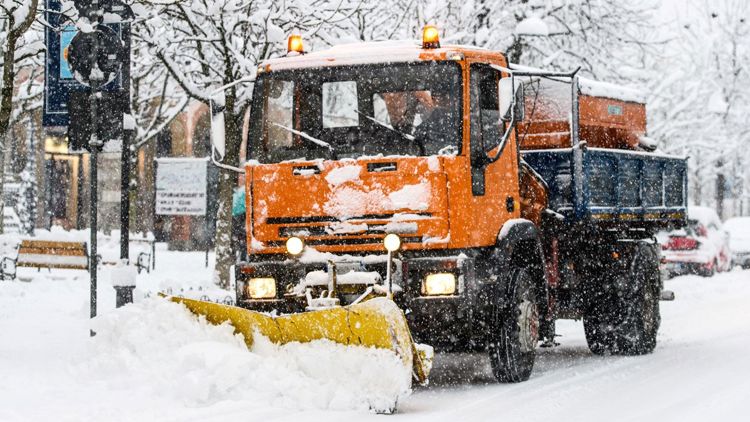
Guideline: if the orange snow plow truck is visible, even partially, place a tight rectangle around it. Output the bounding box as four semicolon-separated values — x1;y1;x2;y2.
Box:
193;27;687;390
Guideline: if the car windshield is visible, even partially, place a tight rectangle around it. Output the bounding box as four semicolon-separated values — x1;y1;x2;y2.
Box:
249;61;462;163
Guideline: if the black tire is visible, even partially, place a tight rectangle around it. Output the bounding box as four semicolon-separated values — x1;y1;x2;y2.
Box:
701;261;716;277
584;242;661;356
488;267;539;383
583;311;615;355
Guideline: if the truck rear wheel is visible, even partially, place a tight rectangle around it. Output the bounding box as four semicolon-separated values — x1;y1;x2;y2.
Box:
584;242;660;356
488;267;539;383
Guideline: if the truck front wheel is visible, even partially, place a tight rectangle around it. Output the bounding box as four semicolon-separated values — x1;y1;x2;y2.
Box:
488;267;539;383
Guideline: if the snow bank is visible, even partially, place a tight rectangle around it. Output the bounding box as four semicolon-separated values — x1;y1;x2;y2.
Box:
86;298;411;412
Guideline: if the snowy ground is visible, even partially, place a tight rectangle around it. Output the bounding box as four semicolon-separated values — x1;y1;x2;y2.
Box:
1;240;749;421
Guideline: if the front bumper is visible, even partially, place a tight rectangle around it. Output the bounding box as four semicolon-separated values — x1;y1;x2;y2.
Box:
661;250;713;266
235;251;490;352
663;261;710;276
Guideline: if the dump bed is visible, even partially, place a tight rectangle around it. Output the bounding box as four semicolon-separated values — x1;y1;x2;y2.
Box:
510;67;648;151
522;146;688;229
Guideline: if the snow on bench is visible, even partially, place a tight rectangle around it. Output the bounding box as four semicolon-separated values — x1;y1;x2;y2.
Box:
1;240;89;280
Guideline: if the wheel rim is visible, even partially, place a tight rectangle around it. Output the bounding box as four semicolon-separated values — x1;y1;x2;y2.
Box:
518;299;539;353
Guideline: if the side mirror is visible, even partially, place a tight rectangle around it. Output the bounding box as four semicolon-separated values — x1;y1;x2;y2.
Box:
499;78;513;120
514;85;525;121
499;78;524;122
210;91;226;161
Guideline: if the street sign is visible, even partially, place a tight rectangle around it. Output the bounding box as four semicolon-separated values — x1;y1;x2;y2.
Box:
68;24;126;87
67;91;126;152
155;158;209;216
43;0;130;127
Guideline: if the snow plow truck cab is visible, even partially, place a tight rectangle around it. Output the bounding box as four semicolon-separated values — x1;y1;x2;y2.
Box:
198;27;688;390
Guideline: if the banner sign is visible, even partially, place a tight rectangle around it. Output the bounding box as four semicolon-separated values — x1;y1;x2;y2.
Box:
155;158;209;216
43;0;130;127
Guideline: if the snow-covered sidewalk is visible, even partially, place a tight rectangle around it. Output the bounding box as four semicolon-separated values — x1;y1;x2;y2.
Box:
0;250;749;421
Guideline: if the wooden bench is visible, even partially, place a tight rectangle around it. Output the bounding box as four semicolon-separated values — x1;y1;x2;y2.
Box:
97;236;154;274
1;240;89;280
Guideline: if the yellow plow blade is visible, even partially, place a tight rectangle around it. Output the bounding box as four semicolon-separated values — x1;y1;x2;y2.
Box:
168;296;432;384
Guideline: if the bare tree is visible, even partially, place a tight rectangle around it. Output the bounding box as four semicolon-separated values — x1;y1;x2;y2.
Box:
134;0;362;287
648;0;750;216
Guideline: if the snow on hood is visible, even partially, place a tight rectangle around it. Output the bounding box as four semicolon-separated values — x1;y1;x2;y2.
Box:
687;206;720;226
725;217;750;252
85;298;411;412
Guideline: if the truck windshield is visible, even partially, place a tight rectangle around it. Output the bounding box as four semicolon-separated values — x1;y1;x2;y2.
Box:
249;61;462;163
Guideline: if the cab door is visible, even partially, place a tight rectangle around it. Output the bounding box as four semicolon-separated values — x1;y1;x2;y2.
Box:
442;61;522;248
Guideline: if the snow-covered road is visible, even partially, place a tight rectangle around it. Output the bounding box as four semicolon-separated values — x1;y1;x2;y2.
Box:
0;250;748;421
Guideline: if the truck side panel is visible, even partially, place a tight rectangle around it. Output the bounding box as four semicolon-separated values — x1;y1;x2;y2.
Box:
522;147;688;230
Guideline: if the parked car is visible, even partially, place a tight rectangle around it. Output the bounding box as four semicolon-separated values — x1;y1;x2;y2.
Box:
658;206;731;278
723;217;750;269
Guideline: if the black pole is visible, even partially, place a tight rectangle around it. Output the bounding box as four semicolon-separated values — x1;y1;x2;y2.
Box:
88;22;102;336
121;128;131;261
76;155;84;229
205;164;209;268
89;127;100;336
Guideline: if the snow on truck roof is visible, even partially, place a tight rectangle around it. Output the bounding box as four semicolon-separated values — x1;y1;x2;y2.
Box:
261;41;645;104
260;40;493;71
510;63;646;104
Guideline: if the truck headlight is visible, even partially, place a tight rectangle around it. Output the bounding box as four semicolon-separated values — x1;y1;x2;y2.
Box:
422;273;456;296
286;236;304;255
245;277;277;299
384;233;401;252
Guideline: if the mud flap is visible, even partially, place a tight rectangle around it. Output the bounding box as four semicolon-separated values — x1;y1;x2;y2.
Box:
168;295;432;384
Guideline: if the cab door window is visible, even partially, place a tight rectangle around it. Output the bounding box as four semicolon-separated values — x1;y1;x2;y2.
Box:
263;79;295;148
470;64;502;155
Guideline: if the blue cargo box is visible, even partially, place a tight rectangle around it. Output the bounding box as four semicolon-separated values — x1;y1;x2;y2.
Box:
522;147;688;228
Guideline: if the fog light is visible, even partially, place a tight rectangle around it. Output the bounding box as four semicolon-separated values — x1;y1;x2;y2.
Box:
246;277;276;299
286;236;304;255
422;273;456;296
384;233;401;252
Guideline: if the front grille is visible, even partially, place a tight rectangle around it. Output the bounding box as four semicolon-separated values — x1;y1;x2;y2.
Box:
267;236;422;247
266;212;431;225
278;224;417;238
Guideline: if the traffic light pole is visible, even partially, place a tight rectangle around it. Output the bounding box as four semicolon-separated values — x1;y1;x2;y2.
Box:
120;128;130;261
89;131;100;336
88;34;102;337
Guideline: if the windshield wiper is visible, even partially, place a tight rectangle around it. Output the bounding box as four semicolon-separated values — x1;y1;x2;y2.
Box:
356;110;415;141
272;123;337;158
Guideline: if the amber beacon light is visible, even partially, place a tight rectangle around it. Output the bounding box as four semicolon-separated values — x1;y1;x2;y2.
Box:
287;34;304;54
422;25;440;48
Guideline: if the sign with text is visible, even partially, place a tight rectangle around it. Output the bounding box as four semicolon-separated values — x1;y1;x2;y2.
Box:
155;158;209;216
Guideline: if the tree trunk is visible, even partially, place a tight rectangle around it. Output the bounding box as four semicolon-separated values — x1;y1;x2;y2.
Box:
692;156;702;205
0;0;39;234
716;172;725;220
0;37;15;235
213;93;243;289
0;130;6;234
